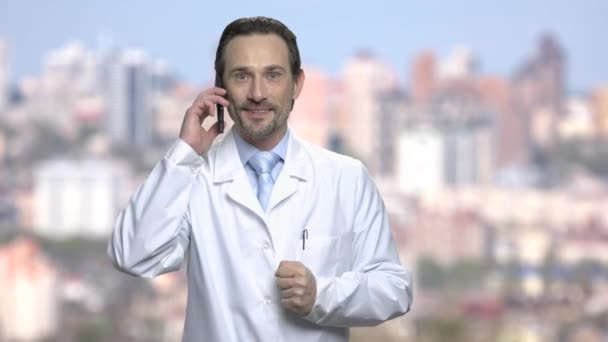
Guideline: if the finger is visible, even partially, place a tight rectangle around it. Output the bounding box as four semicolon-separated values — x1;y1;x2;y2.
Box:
275;260;304;278
190;96;229;118
281;296;304;310
195;91;230;108
186;99;212;119
280;287;304;299
204;86;227;97
206;121;221;139
276;277;295;290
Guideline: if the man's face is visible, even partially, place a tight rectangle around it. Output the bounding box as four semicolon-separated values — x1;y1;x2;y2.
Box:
222;34;304;144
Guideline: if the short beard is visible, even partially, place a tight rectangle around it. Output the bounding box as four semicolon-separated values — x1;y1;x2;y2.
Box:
235;111;280;138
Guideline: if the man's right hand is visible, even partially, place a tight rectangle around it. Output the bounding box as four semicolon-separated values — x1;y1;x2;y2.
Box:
179;87;231;156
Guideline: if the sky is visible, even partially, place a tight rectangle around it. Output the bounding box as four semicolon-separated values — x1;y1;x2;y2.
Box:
1;0;607;93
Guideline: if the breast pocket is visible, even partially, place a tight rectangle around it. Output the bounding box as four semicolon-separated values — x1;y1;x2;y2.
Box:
295;232;353;277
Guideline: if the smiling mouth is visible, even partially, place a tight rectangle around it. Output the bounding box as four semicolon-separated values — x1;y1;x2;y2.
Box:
243;108;273;117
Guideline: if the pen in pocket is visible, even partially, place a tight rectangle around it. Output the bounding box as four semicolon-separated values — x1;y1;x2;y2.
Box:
301;228;308;250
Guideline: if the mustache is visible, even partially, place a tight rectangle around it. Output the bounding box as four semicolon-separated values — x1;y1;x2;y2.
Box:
239;100;276;110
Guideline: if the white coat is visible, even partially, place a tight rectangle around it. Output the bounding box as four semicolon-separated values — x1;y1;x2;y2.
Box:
108;128;412;342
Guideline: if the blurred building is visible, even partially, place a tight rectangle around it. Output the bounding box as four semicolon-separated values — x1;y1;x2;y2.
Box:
404;207;487;265
340;51;399;171
33;159;132;239
592;87;608;138
289;67;331;148
19;41;100;134
375;90;408;177
421;187;608;231
14;186;34;230
558;97;595;139
443;119;494;185
0;129;5;166
0;38;8;111
410;51;437;106
396;123;494;195
438;45;479;81
397;127;444;195
512;34;565;150
153;83;198;145
477;76;527;169
0;238;59;341
126;272;187;341
104;48;153;146
559;218;608;265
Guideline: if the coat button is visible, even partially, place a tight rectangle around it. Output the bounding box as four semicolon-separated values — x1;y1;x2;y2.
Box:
263;242;270;250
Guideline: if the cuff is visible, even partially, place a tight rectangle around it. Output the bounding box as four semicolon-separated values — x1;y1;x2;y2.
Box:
303;275;332;324
164;139;204;172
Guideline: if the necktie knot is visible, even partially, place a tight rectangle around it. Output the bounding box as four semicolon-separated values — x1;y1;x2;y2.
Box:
249;151;280;211
249;151;280;175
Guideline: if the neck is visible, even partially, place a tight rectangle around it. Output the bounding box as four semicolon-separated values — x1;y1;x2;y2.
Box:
237;127;287;151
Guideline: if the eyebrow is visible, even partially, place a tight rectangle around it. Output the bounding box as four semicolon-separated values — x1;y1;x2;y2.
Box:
228;65;287;73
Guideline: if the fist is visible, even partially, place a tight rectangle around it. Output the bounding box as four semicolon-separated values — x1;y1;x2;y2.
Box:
275;260;317;316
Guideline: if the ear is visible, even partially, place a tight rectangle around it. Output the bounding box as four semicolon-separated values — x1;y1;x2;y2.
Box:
293;69;305;100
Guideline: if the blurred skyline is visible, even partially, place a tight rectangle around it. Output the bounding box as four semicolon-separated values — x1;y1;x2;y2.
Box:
1;0;607;92
2;3;608;341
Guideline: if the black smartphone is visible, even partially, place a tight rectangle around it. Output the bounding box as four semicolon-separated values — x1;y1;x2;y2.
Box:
215;73;225;133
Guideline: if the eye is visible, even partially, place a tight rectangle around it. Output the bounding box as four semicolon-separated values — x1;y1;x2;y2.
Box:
266;71;282;81
233;72;249;83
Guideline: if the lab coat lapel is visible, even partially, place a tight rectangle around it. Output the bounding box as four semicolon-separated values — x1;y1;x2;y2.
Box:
213;129;265;220
267;131;311;211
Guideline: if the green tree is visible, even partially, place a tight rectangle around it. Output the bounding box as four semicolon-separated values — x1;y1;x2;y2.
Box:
418;256;446;290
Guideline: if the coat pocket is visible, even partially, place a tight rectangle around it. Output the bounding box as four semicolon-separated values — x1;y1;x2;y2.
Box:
295;232;354;277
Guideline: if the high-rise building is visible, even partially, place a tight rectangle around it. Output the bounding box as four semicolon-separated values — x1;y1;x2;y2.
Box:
0;238;59;341
0;38;8;111
340;51;399;171
410;51;436;106
512;34;565;149
536;35;565;115
105;48;153;146
396;120;495;195
376;90;408;177
443;120;494;185
33;159;132;238
592;87;608;138
478;76;529;168
289;67;331;148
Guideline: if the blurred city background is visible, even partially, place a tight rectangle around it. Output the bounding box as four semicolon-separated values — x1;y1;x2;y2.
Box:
1;1;608;341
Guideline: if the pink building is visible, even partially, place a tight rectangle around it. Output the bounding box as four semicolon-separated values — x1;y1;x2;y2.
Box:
0;238;59;341
289;67;332;148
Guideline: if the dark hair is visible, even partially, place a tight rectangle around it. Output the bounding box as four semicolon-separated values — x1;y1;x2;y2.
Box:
214;16;302;80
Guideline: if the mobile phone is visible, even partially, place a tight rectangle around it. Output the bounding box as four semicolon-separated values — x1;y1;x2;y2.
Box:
215;73;225;133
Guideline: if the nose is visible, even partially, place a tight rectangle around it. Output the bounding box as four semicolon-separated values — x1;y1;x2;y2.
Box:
247;76;267;103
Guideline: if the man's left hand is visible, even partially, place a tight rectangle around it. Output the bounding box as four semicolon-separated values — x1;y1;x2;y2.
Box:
275;260;317;316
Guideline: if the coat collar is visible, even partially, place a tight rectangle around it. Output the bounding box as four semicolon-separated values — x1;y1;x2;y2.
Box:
212;126;311;184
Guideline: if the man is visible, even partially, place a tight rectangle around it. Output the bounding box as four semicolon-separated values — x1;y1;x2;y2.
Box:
108;16;412;342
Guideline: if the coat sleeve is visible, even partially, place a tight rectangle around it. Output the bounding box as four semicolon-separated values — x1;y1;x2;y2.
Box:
304;161;413;327
107;139;202;278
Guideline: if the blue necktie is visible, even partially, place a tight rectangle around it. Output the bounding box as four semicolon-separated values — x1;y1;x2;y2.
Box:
249;151;280;211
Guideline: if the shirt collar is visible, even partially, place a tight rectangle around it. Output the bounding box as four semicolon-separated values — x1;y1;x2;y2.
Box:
233;128;290;166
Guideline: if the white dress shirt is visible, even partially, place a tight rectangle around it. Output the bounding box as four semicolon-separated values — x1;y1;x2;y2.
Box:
107;128;412;342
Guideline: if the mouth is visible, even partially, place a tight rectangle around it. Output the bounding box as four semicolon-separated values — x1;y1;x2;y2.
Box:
242;108;273;118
